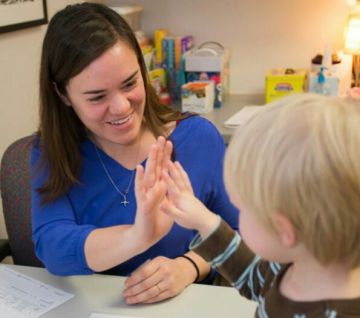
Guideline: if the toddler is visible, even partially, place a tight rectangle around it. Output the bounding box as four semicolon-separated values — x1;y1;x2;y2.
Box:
161;94;360;317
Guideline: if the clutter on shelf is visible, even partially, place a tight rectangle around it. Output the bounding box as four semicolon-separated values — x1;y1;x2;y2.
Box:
151;35;230;112
110;5;230;112
144;27;230;112
264;45;353;103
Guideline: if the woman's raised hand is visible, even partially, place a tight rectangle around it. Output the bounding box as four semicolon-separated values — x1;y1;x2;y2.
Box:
123;160;215;305
133;136;173;248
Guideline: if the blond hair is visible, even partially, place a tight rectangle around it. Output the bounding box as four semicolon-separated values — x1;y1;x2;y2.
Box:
224;93;360;268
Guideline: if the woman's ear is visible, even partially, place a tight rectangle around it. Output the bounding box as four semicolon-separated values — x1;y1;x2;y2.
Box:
272;213;297;248
52;82;72;106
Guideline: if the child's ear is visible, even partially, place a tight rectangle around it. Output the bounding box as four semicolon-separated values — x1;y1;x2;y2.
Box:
272;213;297;248
53;82;72;106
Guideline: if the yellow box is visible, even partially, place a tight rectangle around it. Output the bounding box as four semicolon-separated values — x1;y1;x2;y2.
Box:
265;68;306;103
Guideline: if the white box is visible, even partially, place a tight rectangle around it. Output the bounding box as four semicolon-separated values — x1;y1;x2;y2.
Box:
181;81;214;113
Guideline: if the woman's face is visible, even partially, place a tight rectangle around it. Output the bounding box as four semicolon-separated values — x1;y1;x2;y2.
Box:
65;40;146;149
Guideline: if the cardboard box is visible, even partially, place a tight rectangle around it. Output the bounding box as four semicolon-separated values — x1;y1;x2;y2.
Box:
265;68;306;103
181;81;214;113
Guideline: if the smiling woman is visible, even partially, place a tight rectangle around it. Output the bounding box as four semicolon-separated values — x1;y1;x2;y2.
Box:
31;2;239;305
56;41;146;153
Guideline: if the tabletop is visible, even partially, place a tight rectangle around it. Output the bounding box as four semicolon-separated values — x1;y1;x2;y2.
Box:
201;94;264;144
4;264;256;318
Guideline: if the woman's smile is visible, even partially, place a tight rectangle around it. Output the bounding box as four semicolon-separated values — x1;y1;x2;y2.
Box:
107;111;134;126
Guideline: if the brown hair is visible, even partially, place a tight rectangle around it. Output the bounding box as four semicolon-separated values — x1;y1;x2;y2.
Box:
38;2;183;203
224;94;360;268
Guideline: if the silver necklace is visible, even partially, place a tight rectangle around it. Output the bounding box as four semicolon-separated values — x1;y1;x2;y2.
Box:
94;144;138;207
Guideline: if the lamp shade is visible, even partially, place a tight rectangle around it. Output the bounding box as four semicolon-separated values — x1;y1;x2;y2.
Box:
345;9;360;54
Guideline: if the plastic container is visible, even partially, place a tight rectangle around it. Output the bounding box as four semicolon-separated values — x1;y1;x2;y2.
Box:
110;5;143;31
308;69;339;96
310;51;352;96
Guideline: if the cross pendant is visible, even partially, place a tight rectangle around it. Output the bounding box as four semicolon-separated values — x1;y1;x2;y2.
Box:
121;198;130;206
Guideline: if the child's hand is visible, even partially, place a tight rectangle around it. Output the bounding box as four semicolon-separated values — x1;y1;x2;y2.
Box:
161;160;220;238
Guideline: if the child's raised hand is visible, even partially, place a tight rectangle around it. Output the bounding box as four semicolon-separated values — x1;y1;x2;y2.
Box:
161;160;220;238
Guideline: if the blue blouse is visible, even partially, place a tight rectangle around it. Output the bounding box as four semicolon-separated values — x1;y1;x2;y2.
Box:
31;116;239;276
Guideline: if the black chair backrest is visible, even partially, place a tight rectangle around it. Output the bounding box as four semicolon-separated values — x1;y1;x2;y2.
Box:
0;135;43;267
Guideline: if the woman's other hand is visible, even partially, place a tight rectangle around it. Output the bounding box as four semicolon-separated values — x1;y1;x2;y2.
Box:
123;255;198;304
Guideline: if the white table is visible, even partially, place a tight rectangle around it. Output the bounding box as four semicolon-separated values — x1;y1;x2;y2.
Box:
201;94;264;144
5;264;256;318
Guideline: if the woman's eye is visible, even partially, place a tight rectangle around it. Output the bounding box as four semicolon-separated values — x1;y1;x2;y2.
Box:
89;95;105;102
124;80;136;89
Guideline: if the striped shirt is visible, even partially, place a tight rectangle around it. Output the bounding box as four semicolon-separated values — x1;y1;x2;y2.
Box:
191;220;360;318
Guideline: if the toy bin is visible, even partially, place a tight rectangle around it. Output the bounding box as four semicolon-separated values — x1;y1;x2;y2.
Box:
265;68;306;103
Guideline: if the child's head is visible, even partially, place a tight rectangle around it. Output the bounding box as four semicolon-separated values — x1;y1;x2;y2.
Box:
224;93;360;268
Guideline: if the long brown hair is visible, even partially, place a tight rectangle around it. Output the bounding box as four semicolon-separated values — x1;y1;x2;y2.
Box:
38;2;183;203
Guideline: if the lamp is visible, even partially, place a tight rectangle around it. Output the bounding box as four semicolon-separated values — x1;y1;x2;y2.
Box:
345;4;360;86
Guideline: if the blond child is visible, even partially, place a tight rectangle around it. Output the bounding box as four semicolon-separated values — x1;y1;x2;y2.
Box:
161;93;360;317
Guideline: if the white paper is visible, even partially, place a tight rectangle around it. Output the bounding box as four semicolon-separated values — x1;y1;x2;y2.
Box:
90;314;149;318
0;265;74;318
223;106;264;128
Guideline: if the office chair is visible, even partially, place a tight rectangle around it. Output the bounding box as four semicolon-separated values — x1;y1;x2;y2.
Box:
0;135;43;267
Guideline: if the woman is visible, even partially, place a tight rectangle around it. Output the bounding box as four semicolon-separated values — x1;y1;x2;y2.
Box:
31;2;238;304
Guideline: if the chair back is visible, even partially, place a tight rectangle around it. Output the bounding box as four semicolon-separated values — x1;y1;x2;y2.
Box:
0;135;43;267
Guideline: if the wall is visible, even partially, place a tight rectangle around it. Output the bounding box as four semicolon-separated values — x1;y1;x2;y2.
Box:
105;0;352;94
0;0;97;241
0;0;353;240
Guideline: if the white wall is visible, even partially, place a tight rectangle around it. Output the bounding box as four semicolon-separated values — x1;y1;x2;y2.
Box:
106;0;352;94
0;0;96;240
0;0;353;239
